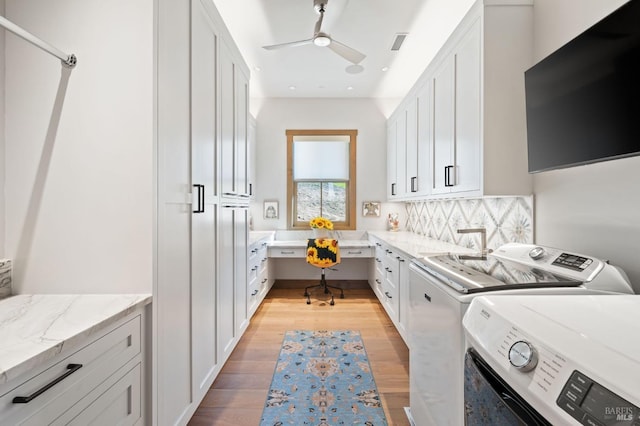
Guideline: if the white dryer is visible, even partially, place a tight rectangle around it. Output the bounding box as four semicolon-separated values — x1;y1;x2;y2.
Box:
463;294;640;425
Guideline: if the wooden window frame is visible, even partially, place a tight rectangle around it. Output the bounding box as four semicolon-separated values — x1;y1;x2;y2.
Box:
287;129;357;230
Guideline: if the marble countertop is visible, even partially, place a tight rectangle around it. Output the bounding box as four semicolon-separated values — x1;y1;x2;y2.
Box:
367;231;473;259
0;294;151;384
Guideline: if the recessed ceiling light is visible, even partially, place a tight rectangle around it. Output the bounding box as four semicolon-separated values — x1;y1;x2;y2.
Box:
289;85;296;90
381;66;389;72
345;64;364;74
347;86;354;91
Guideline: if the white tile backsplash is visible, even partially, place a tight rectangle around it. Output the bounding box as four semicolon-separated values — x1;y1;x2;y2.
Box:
0;259;12;300
404;196;534;251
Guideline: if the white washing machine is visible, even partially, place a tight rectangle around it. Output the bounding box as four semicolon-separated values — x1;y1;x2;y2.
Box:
463;294;640;425
407;243;634;426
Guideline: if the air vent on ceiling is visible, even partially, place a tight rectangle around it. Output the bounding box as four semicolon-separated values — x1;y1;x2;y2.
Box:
391;33;408;51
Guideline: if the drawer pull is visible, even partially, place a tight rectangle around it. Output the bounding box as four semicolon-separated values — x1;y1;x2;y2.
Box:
280;251;294;254
13;363;83;404
385;291;392;299
424;293;432;302
348;251;362;255
251;289;259;296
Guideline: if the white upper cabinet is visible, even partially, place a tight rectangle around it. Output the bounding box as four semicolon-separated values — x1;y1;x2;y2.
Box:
387;0;533;200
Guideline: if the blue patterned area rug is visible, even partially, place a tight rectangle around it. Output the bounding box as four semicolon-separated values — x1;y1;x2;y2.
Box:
260;330;388;425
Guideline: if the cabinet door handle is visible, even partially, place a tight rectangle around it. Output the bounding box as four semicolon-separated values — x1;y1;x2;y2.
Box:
424;293;432;302
391;183;397;196
411;176;418;192
13;364;83;404
445;165;455;187
192;184;205;213
249;183;253;196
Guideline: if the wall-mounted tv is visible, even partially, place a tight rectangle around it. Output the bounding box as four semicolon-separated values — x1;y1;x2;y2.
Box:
525;0;640;173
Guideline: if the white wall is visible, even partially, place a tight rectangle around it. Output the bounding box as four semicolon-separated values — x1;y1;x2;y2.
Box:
0;0;5;259
251;97;398;231
4;0;153;293
532;0;640;292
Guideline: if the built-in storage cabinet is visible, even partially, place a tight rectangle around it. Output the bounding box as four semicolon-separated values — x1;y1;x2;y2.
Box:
387;0;533;200
156;0;251;423
368;236;409;345
0;311;145;426
248;238;273;316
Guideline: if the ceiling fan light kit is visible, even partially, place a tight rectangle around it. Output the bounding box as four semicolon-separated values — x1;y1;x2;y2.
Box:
262;0;366;65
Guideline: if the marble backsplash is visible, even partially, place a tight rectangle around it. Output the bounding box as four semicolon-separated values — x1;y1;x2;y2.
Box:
404;196;534;252
0;259;12;300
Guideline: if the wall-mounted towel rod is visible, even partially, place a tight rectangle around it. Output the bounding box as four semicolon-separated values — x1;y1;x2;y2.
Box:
0;15;76;68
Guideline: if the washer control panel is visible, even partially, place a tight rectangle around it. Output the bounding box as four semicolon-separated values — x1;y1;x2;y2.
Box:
492;243;604;282
557;371;639;425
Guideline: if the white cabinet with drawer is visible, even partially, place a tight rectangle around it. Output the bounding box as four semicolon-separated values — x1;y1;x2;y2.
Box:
368;236;410;345
248;238;272;316
0;297;148;426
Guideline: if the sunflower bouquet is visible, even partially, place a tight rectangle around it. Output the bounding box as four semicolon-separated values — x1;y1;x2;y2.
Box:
309;216;334;230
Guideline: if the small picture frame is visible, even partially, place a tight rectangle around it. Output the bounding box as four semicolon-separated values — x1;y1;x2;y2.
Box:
263;200;279;219
362;201;381;217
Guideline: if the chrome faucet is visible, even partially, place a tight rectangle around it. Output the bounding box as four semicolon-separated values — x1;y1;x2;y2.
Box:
457;227;492;259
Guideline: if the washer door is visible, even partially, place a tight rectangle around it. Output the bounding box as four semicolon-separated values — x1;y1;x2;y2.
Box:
464;349;552;426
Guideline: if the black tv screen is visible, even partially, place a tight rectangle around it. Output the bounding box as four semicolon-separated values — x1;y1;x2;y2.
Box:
525;0;640;173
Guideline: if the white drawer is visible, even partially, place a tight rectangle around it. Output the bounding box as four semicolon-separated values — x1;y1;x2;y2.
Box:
0;315;141;425
56;363;141;426
269;247;306;258
341;247;373;258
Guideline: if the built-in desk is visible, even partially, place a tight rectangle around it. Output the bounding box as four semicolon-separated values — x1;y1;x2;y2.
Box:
268;240;373;258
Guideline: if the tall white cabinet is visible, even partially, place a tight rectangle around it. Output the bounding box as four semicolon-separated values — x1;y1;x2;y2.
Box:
156;0;251;424
387;0;533;201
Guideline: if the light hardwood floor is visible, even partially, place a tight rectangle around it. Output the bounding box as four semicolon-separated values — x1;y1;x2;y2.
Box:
188;283;411;425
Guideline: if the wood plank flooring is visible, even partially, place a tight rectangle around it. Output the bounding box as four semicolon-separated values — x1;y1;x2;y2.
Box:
188;283;411;425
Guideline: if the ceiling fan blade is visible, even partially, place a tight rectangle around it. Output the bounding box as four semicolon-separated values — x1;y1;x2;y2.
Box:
263;39;313;50
314;10;325;35
328;39;366;64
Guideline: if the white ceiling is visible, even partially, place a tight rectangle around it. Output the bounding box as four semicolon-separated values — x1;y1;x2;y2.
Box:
213;0;476;103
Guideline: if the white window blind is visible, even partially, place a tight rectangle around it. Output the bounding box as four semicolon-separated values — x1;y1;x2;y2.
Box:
293;135;350;181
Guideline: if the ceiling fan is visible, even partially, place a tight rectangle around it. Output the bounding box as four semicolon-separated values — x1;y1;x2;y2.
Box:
262;0;366;65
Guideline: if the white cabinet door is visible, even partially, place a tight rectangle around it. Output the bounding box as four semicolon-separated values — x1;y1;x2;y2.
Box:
395;110;407;197
219;206;237;362
235;69;250;198
415;81;432;197
156;0;195;423
235;206;249;336
248;116;256;198
397;254;409;344
431;56;456;195
386;120;398;199
453;19;482;194
220;40;235;198
190;0;219;399
405;98;418;196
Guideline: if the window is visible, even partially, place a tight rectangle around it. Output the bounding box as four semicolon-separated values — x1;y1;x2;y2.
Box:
287;129;357;230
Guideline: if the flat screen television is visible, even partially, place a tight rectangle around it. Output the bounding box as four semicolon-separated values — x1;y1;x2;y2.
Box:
525;0;640;173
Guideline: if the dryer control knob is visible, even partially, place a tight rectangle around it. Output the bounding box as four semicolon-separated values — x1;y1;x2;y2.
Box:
529;246;546;260
509;341;538;372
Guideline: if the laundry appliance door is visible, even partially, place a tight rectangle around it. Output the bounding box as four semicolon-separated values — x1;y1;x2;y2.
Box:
464;348;552;426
